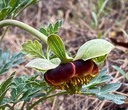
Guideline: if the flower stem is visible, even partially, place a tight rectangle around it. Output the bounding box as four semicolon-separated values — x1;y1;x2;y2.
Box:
0;19;47;43
28;91;67;110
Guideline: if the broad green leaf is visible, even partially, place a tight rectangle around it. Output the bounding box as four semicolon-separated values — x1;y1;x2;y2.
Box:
22;40;45;58
112;65;128;80
26;58;59;70
101;83;121;94
74;39;114;63
48;34;73;63
96;94;126;104
82;83;126;104
82;84;126;104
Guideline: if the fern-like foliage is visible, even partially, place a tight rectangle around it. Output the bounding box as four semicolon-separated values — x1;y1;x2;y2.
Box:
0;49;25;75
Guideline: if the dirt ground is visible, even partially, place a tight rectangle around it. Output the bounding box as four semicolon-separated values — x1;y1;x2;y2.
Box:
0;0;128;110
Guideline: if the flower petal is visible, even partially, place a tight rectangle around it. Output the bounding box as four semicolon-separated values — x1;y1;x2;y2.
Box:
73;60;94;76
44;62;75;85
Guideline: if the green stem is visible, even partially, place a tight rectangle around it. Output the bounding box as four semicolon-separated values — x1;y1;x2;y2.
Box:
0;19;47;43
81;92;95;95
28;91;67;110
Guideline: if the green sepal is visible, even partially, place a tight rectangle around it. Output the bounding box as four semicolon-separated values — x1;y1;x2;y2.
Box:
26;58;60;71
47;34;73;64
74;39;115;63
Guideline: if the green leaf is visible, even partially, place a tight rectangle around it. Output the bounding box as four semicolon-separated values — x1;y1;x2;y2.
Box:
39;20;62;36
10;75;31;102
97;32;103;39
0;72;15;103
101;83;121;94
112;65;128;80
54;20;62;32
0;0;38;20
96;94;126;104
47;34;73;63
13;0;38;17
0;7;11;20
82;68;113;89
74;39;114;63
98;0;109;17
10;74;47;102
92;55;107;64
9;0;18;7
40;27;48;36
0;49;24;75
47;24;54;34
0;97;13;107
82;84;126;104
92;11;98;27
50;58;61;65
22;40;45;58
26;58;59;70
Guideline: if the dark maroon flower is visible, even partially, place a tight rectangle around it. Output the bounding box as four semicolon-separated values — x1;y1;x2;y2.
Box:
44;62;75;86
73;60;94;76
44;60;99;93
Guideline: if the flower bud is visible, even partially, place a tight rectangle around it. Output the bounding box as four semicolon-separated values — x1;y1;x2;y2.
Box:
44;60;99;93
44;62;75;86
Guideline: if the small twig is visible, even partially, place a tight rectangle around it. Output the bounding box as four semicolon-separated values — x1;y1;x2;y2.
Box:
0;26;9;42
98;100;106;110
51;96;57;110
28;91;67;110
21;101;27;110
114;91;128;97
